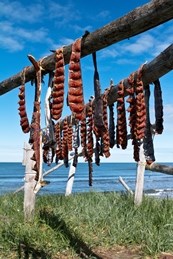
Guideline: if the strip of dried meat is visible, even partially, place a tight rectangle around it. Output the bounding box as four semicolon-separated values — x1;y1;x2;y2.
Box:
92;52;105;131
143;85;155;164
116;80;127;150
68;38;84;120
154;79;164;134
18;68;30;133
51;48;65;120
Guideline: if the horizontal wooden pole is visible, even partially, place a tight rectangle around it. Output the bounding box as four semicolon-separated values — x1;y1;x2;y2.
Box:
107;43;173;105
0;0;173;95
145;163;173;175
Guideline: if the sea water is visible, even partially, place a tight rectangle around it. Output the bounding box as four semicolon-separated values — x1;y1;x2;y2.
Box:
0;162;173;197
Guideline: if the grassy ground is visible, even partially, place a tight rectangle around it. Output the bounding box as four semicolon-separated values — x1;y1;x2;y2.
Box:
0;192;173;258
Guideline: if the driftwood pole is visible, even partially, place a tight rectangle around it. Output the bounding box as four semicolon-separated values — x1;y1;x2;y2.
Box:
65;159;77;196
145;163;173;175
23;142;36;221
134;144;146;206
119;176;133;195
0;0;173;95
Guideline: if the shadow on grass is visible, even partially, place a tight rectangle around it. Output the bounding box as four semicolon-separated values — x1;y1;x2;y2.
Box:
1;229;50;259
40;208;103;259
18;241;49;259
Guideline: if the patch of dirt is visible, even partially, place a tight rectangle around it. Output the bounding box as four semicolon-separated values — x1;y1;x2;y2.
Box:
93;245;143;258
159;253;173;259
55;246;173;259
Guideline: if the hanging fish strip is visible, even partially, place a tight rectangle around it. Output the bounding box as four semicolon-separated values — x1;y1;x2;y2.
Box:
92;94;102;165
43;72;56;166
93;91;110;163
62;117;69;167
43;145;55;166
92;52;105;131
80;97;96;172
102;91;110;158
108;102;115;148
72;121;80;167
67;118;73;152
54;121;63;163
107;80;115;149
80;107;88;159
51;48;65;120
108;81;115;148
154;79;164;134
42;122;56;166
126;67;146;162
86;100;94;159
68;38;85;120
18;68;30;133
135;68;146;141
93;118;104;165
143;85;155;164
86;99;93;185
28;55;42;180
116;80;128;150
92;51;108;164
126;73;139;162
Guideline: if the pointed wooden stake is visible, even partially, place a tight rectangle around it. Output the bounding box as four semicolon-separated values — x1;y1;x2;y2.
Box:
65;159;76;196
23;142;36;221
134;144;146;206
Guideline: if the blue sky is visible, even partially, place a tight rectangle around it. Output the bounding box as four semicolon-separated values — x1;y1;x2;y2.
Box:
0;0;173;163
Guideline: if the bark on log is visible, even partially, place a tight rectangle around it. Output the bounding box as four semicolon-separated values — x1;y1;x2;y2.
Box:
0;0;173;95
145;163;173;175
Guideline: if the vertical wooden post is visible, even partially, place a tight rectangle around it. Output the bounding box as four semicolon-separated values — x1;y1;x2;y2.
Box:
33;131;43;194
134;143;146;206
65;159;76;196
22;142;27;166
23;142;36;221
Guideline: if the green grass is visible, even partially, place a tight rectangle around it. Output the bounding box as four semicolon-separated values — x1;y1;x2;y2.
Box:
0;192;173;258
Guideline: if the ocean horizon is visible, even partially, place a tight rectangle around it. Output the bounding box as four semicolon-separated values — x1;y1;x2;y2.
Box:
0;162;173;198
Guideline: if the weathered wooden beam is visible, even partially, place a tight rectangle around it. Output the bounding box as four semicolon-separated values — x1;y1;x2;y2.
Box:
145;163;173;175
107;43;173;106
134;144;146;206
0;0;173;95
